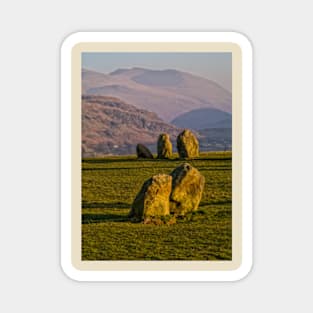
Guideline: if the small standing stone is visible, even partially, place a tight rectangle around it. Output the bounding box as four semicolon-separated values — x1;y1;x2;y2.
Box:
136;144;154;159
176;129;199;159
157;133;172;159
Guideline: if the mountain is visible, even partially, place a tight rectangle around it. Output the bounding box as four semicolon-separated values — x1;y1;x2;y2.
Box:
171;108;232;130
82;95;181;156
209;118;232;129
82;67;231;122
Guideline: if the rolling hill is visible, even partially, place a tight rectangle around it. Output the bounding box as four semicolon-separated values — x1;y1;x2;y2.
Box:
82;95;181;156
171;108;232;130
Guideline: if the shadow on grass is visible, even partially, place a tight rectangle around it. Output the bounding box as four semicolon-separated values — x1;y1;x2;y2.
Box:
82;213;129;224
194;157;232;161
82;165;182;172
83;158;161;164
82;201;130;209
82;201;131;224
82;155;232;164
83;158;134;164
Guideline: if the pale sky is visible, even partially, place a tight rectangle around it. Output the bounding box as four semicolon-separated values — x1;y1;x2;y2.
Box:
82;52;232;92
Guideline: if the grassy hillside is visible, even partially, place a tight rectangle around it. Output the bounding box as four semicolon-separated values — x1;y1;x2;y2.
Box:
82;152;232;260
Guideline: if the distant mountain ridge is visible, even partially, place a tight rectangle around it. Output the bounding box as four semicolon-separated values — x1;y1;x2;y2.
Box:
82;67;232;122
171;108;232;130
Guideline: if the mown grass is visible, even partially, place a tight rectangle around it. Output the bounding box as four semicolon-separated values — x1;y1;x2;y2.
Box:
82;152;232;260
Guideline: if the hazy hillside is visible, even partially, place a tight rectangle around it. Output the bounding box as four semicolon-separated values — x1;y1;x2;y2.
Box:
171;108;232;130
82;95;181;156
198;128;232;151
82;69;113;94
82;67;232;121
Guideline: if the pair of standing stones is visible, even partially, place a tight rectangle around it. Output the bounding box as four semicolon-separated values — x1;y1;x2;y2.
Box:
137;129;199;159
129;163;205;221
159;129;199;159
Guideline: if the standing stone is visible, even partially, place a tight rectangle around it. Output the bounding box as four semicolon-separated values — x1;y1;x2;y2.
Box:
169;163;205;215
176;129;199;159
129;174;172;220
136;144;154;159
157;133;172;159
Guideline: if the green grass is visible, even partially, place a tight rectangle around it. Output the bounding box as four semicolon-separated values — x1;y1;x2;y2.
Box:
82;152;232;260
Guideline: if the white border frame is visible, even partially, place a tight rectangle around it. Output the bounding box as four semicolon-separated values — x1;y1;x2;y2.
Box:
61;31;253;282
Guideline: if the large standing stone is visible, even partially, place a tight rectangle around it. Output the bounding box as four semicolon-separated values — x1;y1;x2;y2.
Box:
176;129;199;159
169;163;205;215
129;174;172;220
136;144;154;159
157;133;172;159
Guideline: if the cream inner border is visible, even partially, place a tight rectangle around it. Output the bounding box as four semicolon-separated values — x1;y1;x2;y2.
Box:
71;42;242;271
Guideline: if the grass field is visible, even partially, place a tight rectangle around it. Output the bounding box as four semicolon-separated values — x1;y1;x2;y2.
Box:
82;152;232;260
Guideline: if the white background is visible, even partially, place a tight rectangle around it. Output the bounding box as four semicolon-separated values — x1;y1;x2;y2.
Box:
0;0;312;312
